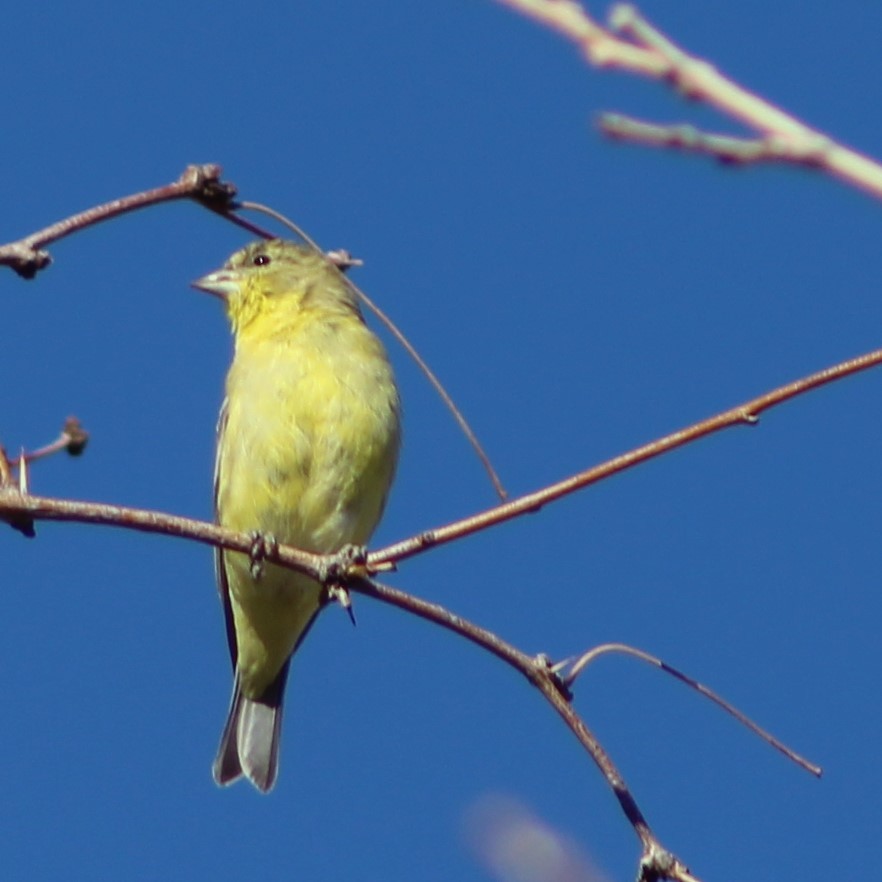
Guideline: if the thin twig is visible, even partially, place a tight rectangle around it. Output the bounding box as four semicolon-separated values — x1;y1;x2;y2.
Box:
234;200;322;250
8;416;89;467
567;642;821;776
355;576;698;881
212;208;276;241
493;0;667;75
350;282;508;501
220;200;363;271
599;115;826;166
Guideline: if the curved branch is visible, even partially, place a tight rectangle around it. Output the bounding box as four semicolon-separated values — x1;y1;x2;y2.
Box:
567;642;821;776
0;164;237;278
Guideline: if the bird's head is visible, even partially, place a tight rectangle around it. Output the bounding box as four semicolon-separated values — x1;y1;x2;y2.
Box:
192;239;359;336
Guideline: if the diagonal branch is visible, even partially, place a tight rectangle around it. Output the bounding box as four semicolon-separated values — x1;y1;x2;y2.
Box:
371;345;882;567
4;341;877;881
350;575;699;882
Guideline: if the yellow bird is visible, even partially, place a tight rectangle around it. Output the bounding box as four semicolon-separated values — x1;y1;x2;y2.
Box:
193;239;401;793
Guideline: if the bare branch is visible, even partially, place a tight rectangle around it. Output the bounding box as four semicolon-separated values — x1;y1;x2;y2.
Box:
0;182;509;503
370;345;882;567
0;490;324;578
0;164;237;278
5;322;862;882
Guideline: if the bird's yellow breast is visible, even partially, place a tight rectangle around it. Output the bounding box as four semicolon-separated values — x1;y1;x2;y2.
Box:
216;305;400;695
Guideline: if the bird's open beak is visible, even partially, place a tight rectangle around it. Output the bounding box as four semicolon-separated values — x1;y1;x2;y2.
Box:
191;269;240;300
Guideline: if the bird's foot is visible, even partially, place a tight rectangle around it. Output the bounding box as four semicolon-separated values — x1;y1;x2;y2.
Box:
326;584;358;627
321;543;369;582
318;545;367;625
249;531;278;580
338;543;368;575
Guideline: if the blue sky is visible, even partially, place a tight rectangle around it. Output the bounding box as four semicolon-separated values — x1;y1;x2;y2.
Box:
2;2;881;880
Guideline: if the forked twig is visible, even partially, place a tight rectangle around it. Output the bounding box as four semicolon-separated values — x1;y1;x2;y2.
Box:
495;0;882;202
599;116;826;166
308;572;698;881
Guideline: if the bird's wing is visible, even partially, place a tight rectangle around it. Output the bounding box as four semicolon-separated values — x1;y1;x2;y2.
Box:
213;397;238;670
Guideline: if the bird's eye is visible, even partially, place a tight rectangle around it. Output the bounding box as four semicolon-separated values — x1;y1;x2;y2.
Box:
253;254;271;266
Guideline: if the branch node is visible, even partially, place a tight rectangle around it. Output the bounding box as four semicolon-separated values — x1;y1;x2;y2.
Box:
62;416;89;456
415;529;438;550
638;841;681;882
532;654;574;701
320;543;369;585
0;243;53;280
326;584;357;626
0;486;36;538
608;3;638;33
180;163;238;211
325;249;364;272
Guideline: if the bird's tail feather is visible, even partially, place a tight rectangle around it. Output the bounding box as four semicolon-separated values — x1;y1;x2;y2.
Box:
213;664;290;793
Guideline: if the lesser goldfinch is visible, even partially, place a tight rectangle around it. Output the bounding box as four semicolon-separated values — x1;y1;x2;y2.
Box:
192;239;401;793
